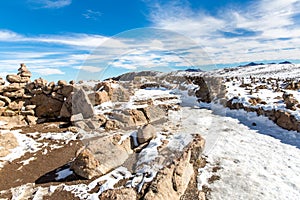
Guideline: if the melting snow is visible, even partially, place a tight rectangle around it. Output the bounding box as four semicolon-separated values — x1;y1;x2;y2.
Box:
0;130;40;168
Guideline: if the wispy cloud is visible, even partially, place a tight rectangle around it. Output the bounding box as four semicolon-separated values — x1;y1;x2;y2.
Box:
148;0;300;64
83;9;102;20
31;68;65;75
0;30;23;40
28;0;72;9
74;66;103;73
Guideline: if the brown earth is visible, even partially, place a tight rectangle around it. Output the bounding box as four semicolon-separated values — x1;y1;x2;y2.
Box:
0;123;85;199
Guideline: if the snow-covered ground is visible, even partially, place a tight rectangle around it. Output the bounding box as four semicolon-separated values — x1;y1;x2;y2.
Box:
181;106;300;200
207;63;300;78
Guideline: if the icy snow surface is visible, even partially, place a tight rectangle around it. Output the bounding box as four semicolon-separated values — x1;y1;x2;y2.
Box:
0;130;40;168
177;106;300;199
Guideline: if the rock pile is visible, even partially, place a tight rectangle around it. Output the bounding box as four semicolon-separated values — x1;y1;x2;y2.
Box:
283;92;299;110
0;64;35;126
88;81;130;106
71;133;206;200
0;64;76;127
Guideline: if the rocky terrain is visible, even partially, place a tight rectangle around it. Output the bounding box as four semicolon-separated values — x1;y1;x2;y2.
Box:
0;63;300;199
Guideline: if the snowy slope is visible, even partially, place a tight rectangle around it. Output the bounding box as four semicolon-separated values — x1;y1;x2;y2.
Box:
173;106;300;199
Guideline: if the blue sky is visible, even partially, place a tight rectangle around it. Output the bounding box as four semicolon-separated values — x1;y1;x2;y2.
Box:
1;0;300;81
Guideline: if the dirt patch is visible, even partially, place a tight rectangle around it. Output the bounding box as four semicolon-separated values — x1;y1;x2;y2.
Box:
11;122;71;134
0;140;83;191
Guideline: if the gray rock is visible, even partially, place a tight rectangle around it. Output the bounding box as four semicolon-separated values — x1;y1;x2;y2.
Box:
84;119;100;130
137;124;157;144
71;88;95;119
71;113;84;122
74;121;91;131
141;105;166;123
71;136;132;179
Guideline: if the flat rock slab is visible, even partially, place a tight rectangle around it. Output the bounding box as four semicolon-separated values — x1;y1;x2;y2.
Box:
71;135;132;179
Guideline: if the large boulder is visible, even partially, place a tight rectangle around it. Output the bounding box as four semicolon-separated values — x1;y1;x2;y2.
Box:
60;95;72;118
58;84;74;97
276;111;296;130
31;94;63;118
71;88;95;119
144;135;205;200
111;86;130;102
71;136;132;179
112;109;148;129
0;116;27;129
283;92;298;110
88;91;110;106
137;124;156;144
140;105;166;123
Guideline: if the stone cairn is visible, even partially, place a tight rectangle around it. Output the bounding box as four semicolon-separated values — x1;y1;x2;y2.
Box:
0;63;74;126
0;64;36;124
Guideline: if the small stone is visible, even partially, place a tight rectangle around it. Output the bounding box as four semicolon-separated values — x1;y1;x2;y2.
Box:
71;113;84;122
67;126;78;133
84;119;100;130
25;115;37;125
105;120;120;130
137;124;157;144
34;78;48;88
25;105;36;111
57;80;67;86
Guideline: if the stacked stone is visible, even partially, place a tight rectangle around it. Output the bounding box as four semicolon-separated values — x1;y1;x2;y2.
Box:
0;64;37;124
0;63;77;126
26;76;74;121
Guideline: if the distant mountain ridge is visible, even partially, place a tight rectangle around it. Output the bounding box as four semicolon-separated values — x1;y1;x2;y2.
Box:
238;61;292;68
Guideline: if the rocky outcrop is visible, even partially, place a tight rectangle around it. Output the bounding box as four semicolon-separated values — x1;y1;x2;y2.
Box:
141;135;205;200
184;76;226;103
83;134;206;200
283;92;299;110
91;81;130;103
112;109;148;129
71;135;132;179
0;64;78;128
227;99;300;132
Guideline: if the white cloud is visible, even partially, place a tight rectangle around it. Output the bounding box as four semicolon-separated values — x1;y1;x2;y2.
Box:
74;66;103;73
29;0;72;9
83;9;102;20
148;0;300;65
0;30;23;41
31;68;65;75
